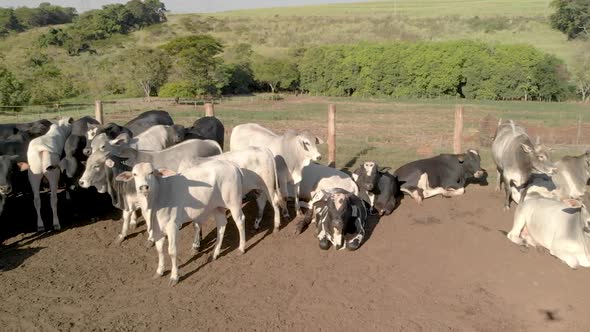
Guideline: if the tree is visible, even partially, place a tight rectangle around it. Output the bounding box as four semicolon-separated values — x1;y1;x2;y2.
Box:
120;47;170;100
0;64;29;108
572;53;590;102
252;57;299;93
550;0;590;39
161;35;226;96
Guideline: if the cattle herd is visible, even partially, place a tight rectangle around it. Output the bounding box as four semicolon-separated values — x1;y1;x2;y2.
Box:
1;111;590;285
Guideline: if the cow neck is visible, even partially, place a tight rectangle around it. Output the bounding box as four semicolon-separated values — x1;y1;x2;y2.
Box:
105;164;134;211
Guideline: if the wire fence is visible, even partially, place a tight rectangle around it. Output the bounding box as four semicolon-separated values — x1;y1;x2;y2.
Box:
1;96;589;175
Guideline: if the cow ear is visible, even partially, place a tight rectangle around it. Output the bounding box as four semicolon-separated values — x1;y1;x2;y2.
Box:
105;159;115;168
563;198;582;208
315;136;324;145
67;117;74;124
155;168;176;177
520;144;533;153
110;133;130;146
379;167;391;173
115;172;133;182
352;167;362;181
467;149;479;156
17;162;29;171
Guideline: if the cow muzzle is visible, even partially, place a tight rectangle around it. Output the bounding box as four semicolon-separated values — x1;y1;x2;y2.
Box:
314;154;321;161
364;183;374;191
0;185;11;195
83;148;92;156
139;185;150;195
474;170;485;178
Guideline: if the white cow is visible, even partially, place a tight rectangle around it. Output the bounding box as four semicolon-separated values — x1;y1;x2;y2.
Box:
25;117;73;231
230;123;323;217
507;194;590;268
79;139;222;244
115;161;247;285
203;147;285;232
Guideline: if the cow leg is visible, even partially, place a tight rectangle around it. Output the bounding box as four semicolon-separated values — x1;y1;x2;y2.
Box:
294;183;303;217
166;221;179;286
116;209;133;244
254;192;266;231
28;172;44;232
507;209;527;246
295;207;314;235
153;237;165;279
46;168;61;230
211;210;228;261
495;168;503;192
191;222;202;254
503;174;512;211
129;210;139;230
229;205;247;255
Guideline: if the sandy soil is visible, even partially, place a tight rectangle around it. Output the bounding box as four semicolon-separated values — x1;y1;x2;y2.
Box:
2;185;590;332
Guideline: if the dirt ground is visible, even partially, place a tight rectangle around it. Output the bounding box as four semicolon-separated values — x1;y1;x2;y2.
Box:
2;185;590;332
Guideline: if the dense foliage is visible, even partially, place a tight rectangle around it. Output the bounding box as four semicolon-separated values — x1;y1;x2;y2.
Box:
550;0;590;39
0;3;76;37
0;60;29;108
39;0;166;55
298;41;569;101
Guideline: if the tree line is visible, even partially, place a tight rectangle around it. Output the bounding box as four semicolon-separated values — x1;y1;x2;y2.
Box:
39;0;166;55
0;2;76;37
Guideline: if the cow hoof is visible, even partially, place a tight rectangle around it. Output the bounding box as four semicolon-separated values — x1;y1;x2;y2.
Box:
53;224;61;231
503;206;510;212
129;223;137;231
169;278;179;287
37;225;45;232
145;239;154;248
152;272;164;280
190;247;200;256
114;235;125;245
237;249;245;256
208;254;216;263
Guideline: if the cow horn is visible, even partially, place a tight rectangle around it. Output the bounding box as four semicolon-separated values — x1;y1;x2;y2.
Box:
536;136;541;145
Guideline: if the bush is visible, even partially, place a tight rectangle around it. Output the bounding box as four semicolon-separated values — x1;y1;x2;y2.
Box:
159;81;195;98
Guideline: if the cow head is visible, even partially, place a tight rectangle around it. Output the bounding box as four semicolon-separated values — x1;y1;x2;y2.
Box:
373;172;399;216
458;150;486;179
352;161;391;192
521;138;556;175
563;192;590;232
311;189;367;251
170;124;185;145
78;149;111;193
0;155;28;195
293;130;323;164
115;162;175;197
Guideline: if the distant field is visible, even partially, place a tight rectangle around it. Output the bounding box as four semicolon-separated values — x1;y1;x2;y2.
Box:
217;0;551;17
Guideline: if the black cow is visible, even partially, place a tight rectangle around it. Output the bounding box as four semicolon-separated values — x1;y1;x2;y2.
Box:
60;117;100;180
296;188;367;251
0;132;34;216
123;110;173;137
184;116;225;150
0;119;51;140
352;161;399;216
394;150;486;203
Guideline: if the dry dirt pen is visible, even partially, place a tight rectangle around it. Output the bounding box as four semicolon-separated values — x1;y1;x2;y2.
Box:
1;95;590;331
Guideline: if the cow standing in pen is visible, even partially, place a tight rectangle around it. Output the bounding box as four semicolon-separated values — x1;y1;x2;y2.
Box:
25;117;73;231
230;123;323;218
115;161;247;285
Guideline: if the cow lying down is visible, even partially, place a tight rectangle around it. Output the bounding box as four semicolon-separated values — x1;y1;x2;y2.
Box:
394;150;485;203
295;188;367;251
507;193;590;269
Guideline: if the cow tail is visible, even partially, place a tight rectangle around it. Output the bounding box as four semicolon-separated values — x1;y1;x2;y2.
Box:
41;150;56;171
269;150;286;210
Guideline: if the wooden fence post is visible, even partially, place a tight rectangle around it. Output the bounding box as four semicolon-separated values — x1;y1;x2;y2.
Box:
328;104;336;168
205;103;215;117
95;100;103;124
453;105;464;154
576;112;582;145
